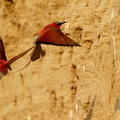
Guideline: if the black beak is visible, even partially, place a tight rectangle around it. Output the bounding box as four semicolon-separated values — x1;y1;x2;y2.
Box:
57;21;67;25
61;21;67;24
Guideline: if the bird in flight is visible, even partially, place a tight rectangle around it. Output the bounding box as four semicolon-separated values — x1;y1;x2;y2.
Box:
30;21;81;61
0;37;33;79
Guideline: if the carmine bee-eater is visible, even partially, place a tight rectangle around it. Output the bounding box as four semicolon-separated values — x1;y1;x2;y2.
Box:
30;21;81;61
0;37;33;79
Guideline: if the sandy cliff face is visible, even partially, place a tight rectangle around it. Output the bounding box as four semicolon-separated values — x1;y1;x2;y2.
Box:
0;0;120;120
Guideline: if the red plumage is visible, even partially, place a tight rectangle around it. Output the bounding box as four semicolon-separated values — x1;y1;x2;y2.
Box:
0;37;7;61
30;21;81;61
35;25;80;46
0;37;33;79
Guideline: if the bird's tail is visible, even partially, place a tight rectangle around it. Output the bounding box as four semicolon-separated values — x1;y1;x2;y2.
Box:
8;46;34;65
13;60;32;73
13;44;44;73
30;44;43;61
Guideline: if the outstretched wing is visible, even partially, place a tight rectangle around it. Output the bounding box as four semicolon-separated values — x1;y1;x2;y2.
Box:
0;37;7;61
35;26;81;46
8;46;34;65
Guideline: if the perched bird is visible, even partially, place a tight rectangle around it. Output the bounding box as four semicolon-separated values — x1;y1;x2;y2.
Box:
30;21;81;61
0;37;33;79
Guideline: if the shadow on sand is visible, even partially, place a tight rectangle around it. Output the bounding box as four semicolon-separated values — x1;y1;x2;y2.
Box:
115;98;120;112
84;94;97;120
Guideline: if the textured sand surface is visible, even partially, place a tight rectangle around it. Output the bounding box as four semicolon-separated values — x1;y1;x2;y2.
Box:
0;0;120;120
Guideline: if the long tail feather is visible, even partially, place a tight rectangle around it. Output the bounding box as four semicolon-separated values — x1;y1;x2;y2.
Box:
30;44;42;61
8;46;34;65
13;60;31;73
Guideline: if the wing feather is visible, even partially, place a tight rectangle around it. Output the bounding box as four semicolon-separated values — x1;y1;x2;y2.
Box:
0;37;7;61
35;26;81;46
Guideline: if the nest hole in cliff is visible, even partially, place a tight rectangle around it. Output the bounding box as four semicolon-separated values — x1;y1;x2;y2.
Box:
73;27;83;39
